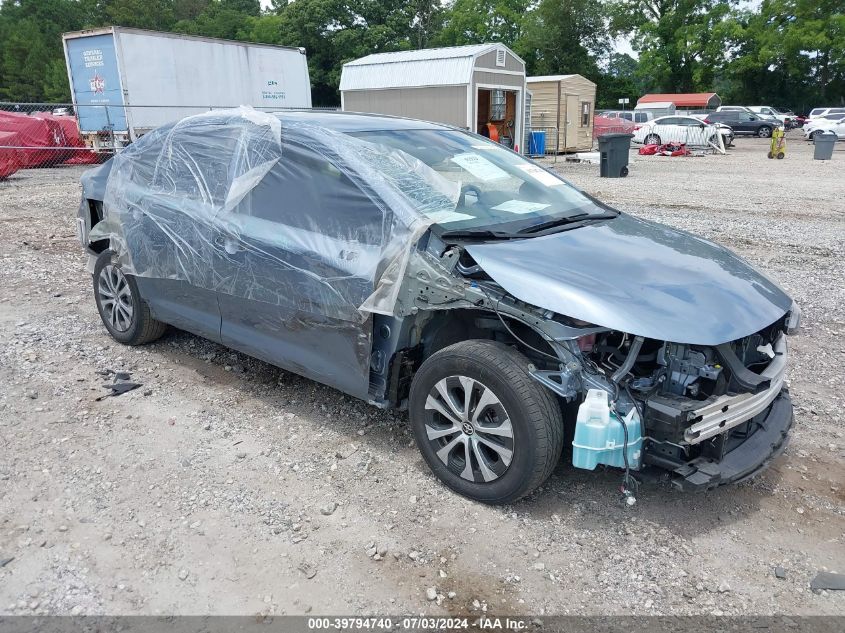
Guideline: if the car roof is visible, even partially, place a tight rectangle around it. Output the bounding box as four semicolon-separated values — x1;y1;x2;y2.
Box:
272;110;453;133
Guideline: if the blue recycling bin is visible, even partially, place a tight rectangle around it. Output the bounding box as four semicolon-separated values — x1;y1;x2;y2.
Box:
528;131;546;156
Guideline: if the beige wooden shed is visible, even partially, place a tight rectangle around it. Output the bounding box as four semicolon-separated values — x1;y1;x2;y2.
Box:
340;44;527;152
526;74;597;153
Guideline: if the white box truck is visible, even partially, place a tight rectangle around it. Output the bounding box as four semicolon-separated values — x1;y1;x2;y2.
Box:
62;27;312;150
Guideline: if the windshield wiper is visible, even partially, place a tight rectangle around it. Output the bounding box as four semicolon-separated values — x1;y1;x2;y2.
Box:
438;228;522;241
516;211;618;234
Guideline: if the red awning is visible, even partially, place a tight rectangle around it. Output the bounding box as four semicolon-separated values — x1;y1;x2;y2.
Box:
638;93;720;108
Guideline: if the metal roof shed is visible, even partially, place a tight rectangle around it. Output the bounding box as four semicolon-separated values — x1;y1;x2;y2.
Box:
340;44;527;151
525;74;597;153
638;93;721;110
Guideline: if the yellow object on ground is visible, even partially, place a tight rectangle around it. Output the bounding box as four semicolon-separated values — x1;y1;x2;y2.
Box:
768;128;786;159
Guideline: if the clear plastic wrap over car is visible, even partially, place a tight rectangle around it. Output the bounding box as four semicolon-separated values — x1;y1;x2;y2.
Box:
89;106;459;323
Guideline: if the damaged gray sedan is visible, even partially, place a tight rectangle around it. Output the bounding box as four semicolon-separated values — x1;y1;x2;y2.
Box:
77;108;799;504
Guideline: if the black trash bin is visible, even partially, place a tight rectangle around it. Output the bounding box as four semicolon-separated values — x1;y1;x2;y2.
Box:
598;133;634;178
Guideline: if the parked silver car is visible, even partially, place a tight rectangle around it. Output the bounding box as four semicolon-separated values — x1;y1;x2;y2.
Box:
77;109;799;503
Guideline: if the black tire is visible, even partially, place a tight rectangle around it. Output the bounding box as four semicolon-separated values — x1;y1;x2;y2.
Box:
409;340;564;504
644;133;661;145
810;130;822;141
92;250;167;346
757;126;772;138
619;166;629;177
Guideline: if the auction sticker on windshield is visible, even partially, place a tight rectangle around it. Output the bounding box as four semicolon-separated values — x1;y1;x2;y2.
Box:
518;164;564;187
492;200;551;214
451;152;509;181
424;209;475;224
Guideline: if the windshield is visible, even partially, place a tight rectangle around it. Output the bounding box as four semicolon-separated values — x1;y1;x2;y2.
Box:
348;129;611;233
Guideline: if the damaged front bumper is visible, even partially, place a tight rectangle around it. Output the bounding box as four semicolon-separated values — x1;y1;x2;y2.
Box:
648;388;793;491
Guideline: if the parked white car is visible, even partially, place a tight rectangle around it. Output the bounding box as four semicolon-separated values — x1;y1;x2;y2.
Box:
632;115;721;147
747;106;795;127
808;107;845;120
689;114;735;146
803;115;845;140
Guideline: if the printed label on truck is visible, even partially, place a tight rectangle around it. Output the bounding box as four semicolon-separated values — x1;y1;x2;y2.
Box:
65;34;127;133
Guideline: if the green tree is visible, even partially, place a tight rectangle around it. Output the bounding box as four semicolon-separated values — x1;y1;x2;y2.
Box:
611;0;737;93
437;0;530;48
94;0;177;30
517;0;609;78
0;0;87;101
595;52;641;108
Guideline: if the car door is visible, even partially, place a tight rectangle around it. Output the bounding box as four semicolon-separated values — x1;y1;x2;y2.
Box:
212;141;389;400
114;130;224;342
654;117;683;141
734;112;757;133
128;195;222;342
676;117;709;143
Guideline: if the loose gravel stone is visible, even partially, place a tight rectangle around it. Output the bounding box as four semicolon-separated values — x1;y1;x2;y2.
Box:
0;140;842;616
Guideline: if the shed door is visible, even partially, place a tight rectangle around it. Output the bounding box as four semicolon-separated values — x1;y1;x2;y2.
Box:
565;94;579;149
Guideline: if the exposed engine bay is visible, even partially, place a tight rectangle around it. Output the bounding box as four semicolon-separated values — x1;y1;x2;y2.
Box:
374;236;799;492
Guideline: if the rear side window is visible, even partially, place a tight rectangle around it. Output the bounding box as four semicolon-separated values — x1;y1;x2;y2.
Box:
239;143;387;246
810;109;825;116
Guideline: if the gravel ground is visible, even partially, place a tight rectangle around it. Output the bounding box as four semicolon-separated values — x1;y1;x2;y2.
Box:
0;131;843;617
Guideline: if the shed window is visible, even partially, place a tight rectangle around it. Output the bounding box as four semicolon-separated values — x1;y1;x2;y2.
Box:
495;49;506;67
490;89;506;121
581;102;591;127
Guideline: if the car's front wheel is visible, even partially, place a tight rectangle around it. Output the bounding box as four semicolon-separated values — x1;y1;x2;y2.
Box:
757;126;773;138
644;133;661;145
93;250;167;345
409;340;564;504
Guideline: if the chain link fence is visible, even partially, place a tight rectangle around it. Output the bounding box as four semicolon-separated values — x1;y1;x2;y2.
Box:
524;126;560;162
0;102;340;183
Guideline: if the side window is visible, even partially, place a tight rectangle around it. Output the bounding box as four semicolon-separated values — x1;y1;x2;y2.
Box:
635;113;647;122
239;143;388;246
658;117;679;125
581;102;591;126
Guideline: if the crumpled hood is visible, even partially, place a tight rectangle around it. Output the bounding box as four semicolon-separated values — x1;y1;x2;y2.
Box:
465;213;793;345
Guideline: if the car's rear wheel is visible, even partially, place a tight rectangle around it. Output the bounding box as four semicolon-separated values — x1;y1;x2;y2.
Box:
645;133;661;145
93;250;167;345
409;340;564;504
757;126;773;138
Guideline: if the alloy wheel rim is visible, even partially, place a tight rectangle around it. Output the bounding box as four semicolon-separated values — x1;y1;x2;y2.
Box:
424;375;514;483
98;264;134;332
